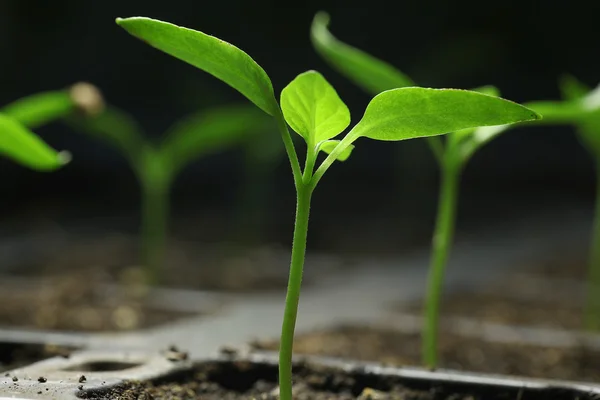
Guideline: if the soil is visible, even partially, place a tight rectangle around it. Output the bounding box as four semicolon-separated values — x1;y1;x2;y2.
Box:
396;294;583;330
5;233;344;292
0;342;73;373
79;359;593;400
251;326;600;383
0;270;195;332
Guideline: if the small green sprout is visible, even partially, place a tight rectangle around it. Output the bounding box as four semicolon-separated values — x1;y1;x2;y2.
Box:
116;16;539;399
68;98;271;286
310;11;549;368
0;84;96;170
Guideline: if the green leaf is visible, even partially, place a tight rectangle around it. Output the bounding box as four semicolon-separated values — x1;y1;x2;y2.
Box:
451;85;502;144
280;71;350;145
116;17;279;116
1;91;74;129
350;88;541;142
0;113;70;171
559;74;591;101
318;139;354;161
311;12;414;95
66;105;145;163
160;104;272;174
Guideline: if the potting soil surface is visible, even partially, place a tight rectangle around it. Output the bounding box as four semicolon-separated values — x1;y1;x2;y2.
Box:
397;293;583;330
0;270;195;332
7;234;343;292
252;326;600;382
80;360;587;400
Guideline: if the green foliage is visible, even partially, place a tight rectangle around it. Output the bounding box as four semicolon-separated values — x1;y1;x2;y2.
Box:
1;91;74;130
318;140;354;161
116;17;279;116
67;106;145;164
557;76;600;156
309;11;545;370
161;104;272;175
0;113;70;171
71;96;270;285
311;12;414;94
280;70;350;146
349;88;539;142
117;15;541;399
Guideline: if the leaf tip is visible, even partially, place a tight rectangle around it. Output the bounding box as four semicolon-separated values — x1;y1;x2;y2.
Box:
314;11;331;26
57;150;72;166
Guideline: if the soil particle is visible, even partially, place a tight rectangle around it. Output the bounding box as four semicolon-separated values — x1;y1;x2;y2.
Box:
11;376;17;382
37;376;47;383
80;375;87;383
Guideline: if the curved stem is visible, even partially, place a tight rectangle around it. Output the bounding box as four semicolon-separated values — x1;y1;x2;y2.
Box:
585;163;600;331
140;175;171;287
422;158;460;368
279;184;312;400
275;111;303;187
310;131;358;189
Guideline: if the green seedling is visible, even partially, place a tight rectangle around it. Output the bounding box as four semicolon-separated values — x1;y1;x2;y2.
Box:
0;84;98;170
68;99;272;286
310;12;555;368
115;16;539;399
556;75;600;331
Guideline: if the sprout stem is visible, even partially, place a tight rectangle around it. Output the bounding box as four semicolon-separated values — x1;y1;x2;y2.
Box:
140;176;170;287
423;158;460;368
279;184;312;400
585;164;600;331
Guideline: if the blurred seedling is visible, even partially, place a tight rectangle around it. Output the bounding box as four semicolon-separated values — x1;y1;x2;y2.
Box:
116;16;539;399
0;83;101;171
552;75;600;332
67;89;272;286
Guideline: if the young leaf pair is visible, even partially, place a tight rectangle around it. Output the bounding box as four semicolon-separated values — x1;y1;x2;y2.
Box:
116;16;539;400
68;101;272;286
0;86;88;171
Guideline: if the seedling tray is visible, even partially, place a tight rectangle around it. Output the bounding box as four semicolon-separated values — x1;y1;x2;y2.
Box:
2;352;600;400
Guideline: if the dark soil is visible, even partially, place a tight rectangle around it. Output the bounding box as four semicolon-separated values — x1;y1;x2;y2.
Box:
397;294;582;330
251;326;600;383
6;234;344;292
79;359;594;400
0;270;195;332
0;342;73;373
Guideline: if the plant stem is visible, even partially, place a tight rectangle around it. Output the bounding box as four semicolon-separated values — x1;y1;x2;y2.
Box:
585;164;600;331
279;185;312;400
275;111;302;188
422;158;460;368
140;176;170;287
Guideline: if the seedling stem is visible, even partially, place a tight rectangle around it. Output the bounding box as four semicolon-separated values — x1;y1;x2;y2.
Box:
423;151;460;367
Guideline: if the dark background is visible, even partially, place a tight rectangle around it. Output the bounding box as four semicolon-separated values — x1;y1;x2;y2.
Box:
1;0;599;252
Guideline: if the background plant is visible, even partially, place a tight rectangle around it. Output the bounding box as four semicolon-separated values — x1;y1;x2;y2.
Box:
67;97;272;286
0;84;99;171
539;75;600;331
116;16;539;399
308;11;600;368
